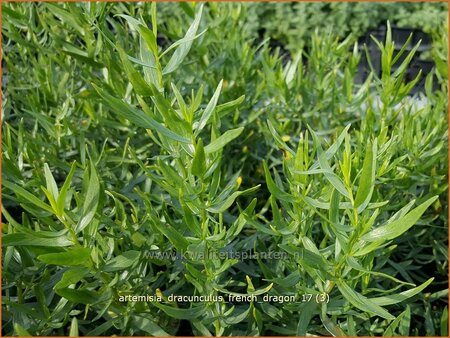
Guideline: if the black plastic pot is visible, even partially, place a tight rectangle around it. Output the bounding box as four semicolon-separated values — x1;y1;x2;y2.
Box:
358;26;386;48
391;47;409;70
407;59;435;94
391;26;413;50
413;30;432;52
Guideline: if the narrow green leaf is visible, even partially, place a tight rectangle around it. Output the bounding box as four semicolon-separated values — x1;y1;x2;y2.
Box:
346;257;413;285
399;305;411;336
162;4;204;75
103;250;141;272
321;314;348;336
2;233;73;247
226;198;257;240
296;302;318;335
263;161;296;203
92;83;190;143
85;321;114;336
279;244;328;270
204;127;244;153
44;163;59;201
191;138;206;177
217;95;245;117
153;222;189;252
38;248;92;267
371;278;434;306
140;29;161;90
383;309;408;336
55;267;90;289
224;306;251;325
171;82;189;121
116;14;158;57
267;120;295;155
56;287;98;304
160;29;207;59
117;44;152;96
207;185;260;213
14;324;31;337
308;126;350;199
337;280;395;320
152;302;205;320
354;139;377;212
57;161;77;216
133;316;170;336
44;3;84;34
77;162;100;232
361;196;438;242
195;80;223;135
310;124;351;170
3;181;53;213
441;306;448;336
69;317;79;337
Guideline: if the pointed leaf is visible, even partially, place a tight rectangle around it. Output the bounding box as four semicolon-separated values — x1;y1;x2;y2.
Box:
337;280;395;320
204;127;244;154
195;80;223;135
354;139;377;212
162;4;204;75
92;83;190;143
361;196;438;242
38;248;92;267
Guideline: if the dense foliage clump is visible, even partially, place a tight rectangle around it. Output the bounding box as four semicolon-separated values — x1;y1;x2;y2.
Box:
2;2;448;336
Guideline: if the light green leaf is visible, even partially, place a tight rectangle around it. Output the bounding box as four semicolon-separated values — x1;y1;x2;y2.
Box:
354;139;377;212
38;248;92;267
371;278;434;306
92;83;190;143
441;306;448;336
56;161;77;217
103;250;141;272
224;306;251;325
69;317;79;337
117;44;152;96
361;196;438;242
204;127;244;153
310;124;351;170
3;180;53;213
308;126;350;199
152;222;189;252
195;80;223;135
56;287;98;304
55;267;90;289
133;316;170;336
263;161;296;203
217;95;245;117
116;14;158;57
44;163;59;201
2;233;73;247
267;120;294;155
279;244;328;270
207;185;260;214
346;257;413;285
76;162;99;232
383;309;408;336
162;4;204;75
160;29;207;59
14;324;31;337
297;302;318;335
191;138;206;177
337;280;395;320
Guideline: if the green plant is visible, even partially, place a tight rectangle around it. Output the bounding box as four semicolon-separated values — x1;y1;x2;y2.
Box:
2;2;447;336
